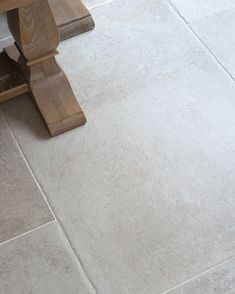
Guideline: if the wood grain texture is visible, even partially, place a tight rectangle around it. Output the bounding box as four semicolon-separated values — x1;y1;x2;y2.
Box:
0;0;32;13
49;0;95;41
0;84;28;103
7;1;60;60
0;0;95;41
0;0;87;136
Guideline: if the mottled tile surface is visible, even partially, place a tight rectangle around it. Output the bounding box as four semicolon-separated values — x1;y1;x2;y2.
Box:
169;0;235;23
0;113;53;243
1;0;235;294
0;13;10;40
0;13;12;50
168;258;235;294
0;222;95;294
191;10;235;80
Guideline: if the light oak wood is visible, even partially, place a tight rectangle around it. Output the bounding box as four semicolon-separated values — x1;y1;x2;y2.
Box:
0;0;87;136
0;0;95;41
50;0;95;41
0;0;31;12
0;83;28;103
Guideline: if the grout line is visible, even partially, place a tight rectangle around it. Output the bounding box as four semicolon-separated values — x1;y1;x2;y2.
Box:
0;220;55;247
166;0;188;23
166;0;235;84
1;2;233;293
187;24;235;83
160;255;235;293
160;2;235;291
167;0;235;25
2;114;97;294
56;222;97;294
189;7;235;25
4;119;57;221
89;0;116;10
0;36;13;42
187;13;235;82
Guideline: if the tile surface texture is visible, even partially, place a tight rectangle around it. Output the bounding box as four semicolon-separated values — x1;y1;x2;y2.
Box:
0;13;12;50
168;258;235;294
0;113;53;244
1;0;235;294
169;0;235;23
191;9;235;80
0;222;95;294
0;13;10;40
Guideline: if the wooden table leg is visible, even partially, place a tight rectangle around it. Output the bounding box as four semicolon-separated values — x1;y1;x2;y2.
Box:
6;0;86;136
0;0;95;44
49;0;95;41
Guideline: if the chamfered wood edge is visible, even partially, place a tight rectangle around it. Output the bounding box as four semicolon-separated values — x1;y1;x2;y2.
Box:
0;83;28;103
58;14;95;41
49;0;95;41
48;111;87;136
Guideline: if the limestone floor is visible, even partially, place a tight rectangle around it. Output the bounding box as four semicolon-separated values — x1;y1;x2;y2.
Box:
0;0;235;293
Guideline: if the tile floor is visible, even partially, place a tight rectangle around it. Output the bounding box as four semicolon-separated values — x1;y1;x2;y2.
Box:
0;0;235;293
0;14;12;50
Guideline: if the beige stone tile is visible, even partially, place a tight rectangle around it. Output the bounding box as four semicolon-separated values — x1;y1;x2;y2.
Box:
0;113;53;244
169;0;235;23
167;258;235;294
191;10;235;80
0;222;95;294
1;0;235;293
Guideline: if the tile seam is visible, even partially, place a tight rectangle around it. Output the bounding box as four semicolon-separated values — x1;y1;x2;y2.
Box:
160;255;235;294
0;220;56;247
166;0;235;83
160;2;235;292
1;113;97;294
189;7;235;25
89;0;116;10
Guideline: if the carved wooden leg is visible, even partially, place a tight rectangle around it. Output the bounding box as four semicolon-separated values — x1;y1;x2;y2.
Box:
6;0;86;136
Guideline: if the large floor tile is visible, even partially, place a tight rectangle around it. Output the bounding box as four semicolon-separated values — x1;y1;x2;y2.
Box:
169;0;235;23
1;0;235;293
0;113;53;244
167;258;235;294
0;221;95;294
191;10;235;80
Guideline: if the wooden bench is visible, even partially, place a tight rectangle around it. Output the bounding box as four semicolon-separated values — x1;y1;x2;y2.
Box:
0;0;94;136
